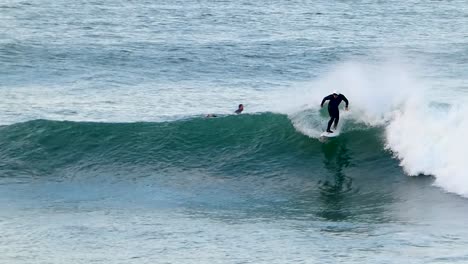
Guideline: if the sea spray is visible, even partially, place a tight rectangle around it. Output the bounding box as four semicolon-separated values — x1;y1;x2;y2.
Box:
284;59;424;137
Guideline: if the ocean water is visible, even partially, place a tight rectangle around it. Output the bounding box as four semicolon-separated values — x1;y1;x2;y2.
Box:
2;0;468;263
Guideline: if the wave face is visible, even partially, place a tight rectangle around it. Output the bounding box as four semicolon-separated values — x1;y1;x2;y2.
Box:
0;114;395;185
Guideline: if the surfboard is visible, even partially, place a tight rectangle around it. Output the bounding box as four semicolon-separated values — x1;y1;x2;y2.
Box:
320;131;339;138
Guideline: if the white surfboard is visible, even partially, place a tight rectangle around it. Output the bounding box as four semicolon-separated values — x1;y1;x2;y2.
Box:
320;131;340;138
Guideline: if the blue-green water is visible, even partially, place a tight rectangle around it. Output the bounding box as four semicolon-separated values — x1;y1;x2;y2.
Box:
1;0;468;263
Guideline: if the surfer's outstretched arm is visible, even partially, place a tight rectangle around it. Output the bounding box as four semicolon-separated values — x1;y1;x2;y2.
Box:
321;95;332;107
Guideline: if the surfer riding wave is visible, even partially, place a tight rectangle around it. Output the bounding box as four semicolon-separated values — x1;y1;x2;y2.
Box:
321;91;349;133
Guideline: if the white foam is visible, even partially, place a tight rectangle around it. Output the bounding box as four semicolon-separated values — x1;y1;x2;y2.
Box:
386;101;468;197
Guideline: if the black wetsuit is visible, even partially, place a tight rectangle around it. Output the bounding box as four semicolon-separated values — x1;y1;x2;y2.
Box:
321;94;349;132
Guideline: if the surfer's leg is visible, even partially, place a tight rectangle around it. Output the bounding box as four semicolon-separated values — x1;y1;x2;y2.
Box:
333;112;340;129
327;109;334;132
327;117;335;132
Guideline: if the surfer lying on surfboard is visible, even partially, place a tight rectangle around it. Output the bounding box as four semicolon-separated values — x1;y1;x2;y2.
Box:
206;104;244;118
320;91;349;133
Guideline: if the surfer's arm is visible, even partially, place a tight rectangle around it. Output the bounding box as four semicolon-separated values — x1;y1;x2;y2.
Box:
320;95;331;107
341;95;349;108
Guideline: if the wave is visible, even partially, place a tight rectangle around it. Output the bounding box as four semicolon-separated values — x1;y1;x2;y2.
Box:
0;114;392;182
1;59;466;199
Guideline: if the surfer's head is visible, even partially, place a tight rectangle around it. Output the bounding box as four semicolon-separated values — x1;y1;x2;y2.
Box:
332;91;339;98
235;104;244;114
